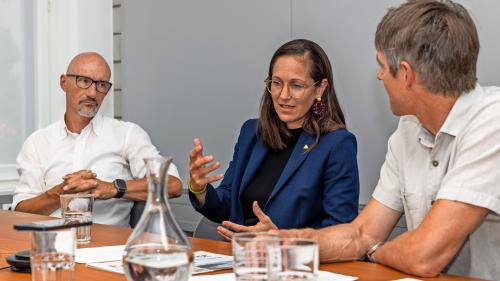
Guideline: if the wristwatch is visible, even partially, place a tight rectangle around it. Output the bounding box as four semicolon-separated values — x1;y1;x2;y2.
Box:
114;179;127;198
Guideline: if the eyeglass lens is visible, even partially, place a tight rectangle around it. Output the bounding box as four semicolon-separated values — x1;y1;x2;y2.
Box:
266;80;310;99
70;75;112;94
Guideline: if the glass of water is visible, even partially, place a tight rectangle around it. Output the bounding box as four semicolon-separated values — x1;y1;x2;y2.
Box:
30;228;76;281
267;238;319;281
232;232;279;281
60;194;93;244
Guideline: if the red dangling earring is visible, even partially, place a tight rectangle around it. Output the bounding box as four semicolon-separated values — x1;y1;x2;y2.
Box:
312;98;326;118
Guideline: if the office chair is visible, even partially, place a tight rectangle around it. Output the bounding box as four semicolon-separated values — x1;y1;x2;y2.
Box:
193;217;225;241
129;200;146;228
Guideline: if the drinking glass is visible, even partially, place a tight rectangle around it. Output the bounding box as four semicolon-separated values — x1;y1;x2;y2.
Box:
232;232;279;281
60;194;93;244
30;228;76;281
267;238;319;281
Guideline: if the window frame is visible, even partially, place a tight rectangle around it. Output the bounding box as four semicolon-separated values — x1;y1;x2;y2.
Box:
0;0;113;194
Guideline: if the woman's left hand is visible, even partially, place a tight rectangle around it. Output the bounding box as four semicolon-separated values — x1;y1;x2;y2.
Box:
217;201;278;241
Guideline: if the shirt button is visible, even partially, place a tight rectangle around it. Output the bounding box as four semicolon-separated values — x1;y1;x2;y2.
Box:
432;160;439;167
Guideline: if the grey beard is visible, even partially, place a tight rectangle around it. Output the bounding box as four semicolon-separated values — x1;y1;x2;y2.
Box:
77;105;98;118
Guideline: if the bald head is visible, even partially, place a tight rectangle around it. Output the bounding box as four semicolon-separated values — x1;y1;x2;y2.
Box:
66;52;111;80
61;52;112;120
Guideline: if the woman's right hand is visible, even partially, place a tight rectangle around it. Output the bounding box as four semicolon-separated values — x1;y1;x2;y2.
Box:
188;138;224;202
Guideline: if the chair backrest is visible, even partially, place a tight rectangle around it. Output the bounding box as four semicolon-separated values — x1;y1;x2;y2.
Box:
129;201;146;228
193;217;225;241
2;203;12;211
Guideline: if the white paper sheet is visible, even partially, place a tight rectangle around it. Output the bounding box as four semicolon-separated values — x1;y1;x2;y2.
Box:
76;245;125;263
188;271;358;281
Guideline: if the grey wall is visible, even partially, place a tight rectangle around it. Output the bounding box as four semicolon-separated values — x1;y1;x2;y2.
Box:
291;0;402;201
121;1;500;230
121;0;290;183
462;0;500;85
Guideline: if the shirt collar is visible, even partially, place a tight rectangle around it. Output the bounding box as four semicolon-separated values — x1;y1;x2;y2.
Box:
417;84;483;148
89;113;104;136
439;84;483;137
418;126;435;149
57;113;104;139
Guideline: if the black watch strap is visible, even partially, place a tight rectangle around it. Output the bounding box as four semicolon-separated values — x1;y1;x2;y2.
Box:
114;179;127;198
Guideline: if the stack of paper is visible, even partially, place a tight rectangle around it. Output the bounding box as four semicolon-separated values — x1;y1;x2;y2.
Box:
75;245;125;264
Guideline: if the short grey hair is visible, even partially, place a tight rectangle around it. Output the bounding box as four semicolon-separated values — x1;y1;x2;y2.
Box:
375;0;479;96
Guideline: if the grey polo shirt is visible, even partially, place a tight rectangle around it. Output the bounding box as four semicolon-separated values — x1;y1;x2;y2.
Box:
373;85;500;280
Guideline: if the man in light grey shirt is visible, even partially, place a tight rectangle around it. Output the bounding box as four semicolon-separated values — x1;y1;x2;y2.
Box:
278;1;500;279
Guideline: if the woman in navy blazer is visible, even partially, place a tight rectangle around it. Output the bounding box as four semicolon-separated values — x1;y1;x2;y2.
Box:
189;39;359;240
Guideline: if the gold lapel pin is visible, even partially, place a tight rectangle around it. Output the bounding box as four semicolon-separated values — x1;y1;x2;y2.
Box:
303;144;309;151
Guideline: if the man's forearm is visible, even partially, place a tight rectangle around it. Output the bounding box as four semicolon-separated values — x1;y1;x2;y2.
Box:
279;199;402;263
281;223;369;263
371;200;488;278
372;230;453;277
167;176;183;198
317;223;370;262
15;183;65;215
123;176;183;201
371;231;431;276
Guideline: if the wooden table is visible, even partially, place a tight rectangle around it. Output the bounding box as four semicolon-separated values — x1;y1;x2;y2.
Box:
0;210;485;281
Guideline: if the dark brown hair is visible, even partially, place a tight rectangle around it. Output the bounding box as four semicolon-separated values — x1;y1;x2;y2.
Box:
257;39;346;150
375;0;479;96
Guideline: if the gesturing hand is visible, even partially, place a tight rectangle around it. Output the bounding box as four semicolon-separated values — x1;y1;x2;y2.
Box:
189;138;224;192
217;201;278;241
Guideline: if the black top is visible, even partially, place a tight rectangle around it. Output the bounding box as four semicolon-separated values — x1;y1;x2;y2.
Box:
241;128;303;226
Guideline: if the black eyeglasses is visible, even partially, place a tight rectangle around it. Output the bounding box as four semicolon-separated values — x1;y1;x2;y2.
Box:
66;74;112;94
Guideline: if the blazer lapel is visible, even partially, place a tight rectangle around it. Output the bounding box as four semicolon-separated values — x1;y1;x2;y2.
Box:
238;139;268;199
267;131;314;204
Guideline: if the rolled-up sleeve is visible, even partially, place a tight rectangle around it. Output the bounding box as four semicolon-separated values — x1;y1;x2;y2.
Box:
437;101;500;215
124;123;180;179
372;128;404;213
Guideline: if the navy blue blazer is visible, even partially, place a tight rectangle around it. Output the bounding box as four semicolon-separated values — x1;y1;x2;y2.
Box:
190;119;359;229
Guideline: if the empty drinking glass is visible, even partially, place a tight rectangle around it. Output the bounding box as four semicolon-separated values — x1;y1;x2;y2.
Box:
267;238;319;281
232;232;279;281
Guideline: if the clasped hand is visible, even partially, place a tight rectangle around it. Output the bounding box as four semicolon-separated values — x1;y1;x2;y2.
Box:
60;170;117;199
217;201;278;241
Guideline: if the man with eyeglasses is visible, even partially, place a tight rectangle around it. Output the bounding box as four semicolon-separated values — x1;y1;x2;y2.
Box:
12;52;182;227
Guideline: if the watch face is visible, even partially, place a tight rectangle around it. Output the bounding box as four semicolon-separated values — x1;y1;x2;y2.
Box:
115;179;127;198
119;180;127;191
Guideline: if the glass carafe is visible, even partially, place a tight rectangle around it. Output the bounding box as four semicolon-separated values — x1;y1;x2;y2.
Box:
123;157;193;281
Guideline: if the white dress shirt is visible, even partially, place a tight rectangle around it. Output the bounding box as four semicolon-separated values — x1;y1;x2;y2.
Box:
373;85;500;279
13;114;180;227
